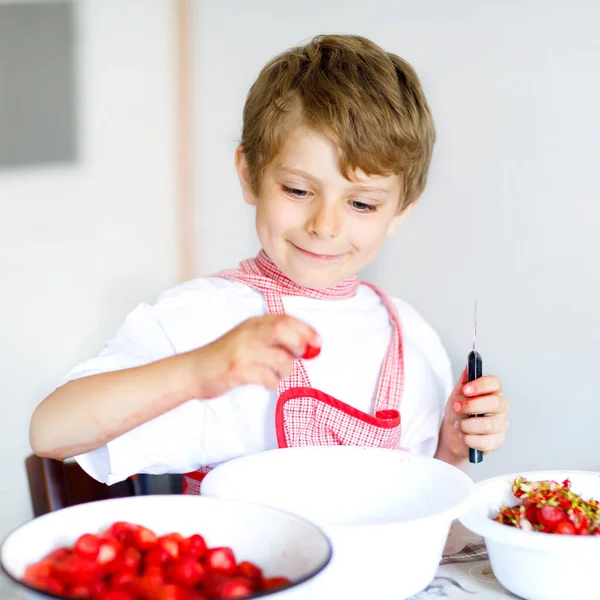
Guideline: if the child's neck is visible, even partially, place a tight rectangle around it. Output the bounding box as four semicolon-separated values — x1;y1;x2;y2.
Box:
250;250;360;300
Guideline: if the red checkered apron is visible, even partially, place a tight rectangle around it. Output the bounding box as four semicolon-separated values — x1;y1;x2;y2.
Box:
182;252;405;494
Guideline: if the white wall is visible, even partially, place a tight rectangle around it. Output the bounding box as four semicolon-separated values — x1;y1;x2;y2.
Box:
0;0;178;541
193;0;600;480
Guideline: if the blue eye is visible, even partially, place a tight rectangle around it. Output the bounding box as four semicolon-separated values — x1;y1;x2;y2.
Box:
351;200;377;213
283;185;310;198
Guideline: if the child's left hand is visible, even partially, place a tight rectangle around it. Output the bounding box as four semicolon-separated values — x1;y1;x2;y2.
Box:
435;368;510;467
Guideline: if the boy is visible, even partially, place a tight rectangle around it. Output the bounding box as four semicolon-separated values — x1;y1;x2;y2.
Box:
30;35;509;489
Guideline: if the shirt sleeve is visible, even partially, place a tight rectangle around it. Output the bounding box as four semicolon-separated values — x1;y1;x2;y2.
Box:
65;302;209;485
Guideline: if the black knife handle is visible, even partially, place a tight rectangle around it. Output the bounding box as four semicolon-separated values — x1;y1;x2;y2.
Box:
467;350;483;464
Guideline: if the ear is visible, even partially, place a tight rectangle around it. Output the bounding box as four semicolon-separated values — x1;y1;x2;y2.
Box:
386;197;420;237
235;145;258;206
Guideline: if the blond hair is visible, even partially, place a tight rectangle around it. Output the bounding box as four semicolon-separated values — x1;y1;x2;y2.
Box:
241;34;436;211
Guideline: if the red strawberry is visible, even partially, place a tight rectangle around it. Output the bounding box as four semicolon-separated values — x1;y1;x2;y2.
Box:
537;505;566;530
180;534;207;558
146;547;171;566
69;584;95;598
236;561;262;584
262;576;291;591
150;583;189;600
32;576;65;596
302;344;321;360
165;556;206;587
203;572;231;597
158;535;180;560
133;526;159;551
74;533;101;560
119;546;142;571
104;522;141;547
54;554;99;584
555;521;576;535
46;546;71;563
525;503;539;525
128;574;165;597
99;590;136;600
23;561;54;584
569;509;590;535
110;570;137;588
219;577;254;599
97;538;122;566
204;547;236;576
142;565;165;579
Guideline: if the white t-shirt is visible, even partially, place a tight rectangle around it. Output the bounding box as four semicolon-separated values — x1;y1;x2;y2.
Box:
65;277;453;485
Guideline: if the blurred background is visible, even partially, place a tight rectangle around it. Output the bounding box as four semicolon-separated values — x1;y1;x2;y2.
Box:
1;0;599;548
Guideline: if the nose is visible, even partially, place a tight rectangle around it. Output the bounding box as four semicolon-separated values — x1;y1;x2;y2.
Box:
306;198;340;239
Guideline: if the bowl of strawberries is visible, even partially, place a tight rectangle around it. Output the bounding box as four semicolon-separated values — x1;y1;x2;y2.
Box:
0;495;332;600
460;470;600;600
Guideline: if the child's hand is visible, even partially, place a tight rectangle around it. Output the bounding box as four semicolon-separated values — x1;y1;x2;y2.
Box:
189;315;320;398
436;368;510;467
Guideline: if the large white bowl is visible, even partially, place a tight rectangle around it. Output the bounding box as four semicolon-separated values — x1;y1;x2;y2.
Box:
460;470;600;600
201;446;475;600
1;495;332;600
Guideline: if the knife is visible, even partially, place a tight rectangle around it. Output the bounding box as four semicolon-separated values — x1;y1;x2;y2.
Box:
468;300;483;464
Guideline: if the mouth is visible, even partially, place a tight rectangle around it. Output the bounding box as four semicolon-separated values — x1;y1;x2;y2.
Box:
289;242;346;264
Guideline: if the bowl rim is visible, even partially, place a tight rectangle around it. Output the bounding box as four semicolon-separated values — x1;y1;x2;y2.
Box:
0;494;333;600
460;469;600;551
201;446;477;527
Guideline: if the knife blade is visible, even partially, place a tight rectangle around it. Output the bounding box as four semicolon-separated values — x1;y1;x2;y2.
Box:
468;300;483;464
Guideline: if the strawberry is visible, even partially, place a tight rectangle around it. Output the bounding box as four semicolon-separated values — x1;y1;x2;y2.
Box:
97;538;122;566
106;522;144;547
204;547;236;576
46;546;71;563
158;535;180;560
203;572;232;598
146;547;171;566
110;569;137;588
236;561;262;584
150;583;189;600
69;583;95;598
23;561;54;584
180;534;207;558
32;576;65;596
119;546;142;571
262;576;291;591
99;590;136;600
555;521;576;535
165;556;206;587
74;533;101;560
142;565;165;579
537;505;566;530
132;526;159;551
525;503;538;525
302;344;321;359
219;577;254;599
128;574;165;597
54;554;99;585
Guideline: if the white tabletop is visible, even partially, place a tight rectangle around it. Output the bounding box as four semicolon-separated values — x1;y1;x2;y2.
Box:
0;522;519;600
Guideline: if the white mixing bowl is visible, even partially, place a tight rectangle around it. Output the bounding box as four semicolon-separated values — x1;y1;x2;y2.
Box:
1;495;332;600
201;446;475;600
460;470;600;600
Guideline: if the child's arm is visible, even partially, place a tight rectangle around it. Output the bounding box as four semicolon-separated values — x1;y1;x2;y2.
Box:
30;315;319;460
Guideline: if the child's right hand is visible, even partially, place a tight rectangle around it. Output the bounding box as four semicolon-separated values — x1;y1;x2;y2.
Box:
188;315;321;399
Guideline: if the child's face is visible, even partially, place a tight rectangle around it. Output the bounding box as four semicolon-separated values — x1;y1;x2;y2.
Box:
236;126;413;288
